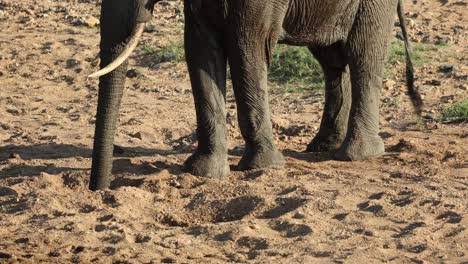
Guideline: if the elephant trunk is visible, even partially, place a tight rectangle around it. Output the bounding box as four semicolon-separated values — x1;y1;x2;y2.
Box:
89;0;155;191
89;53;127;191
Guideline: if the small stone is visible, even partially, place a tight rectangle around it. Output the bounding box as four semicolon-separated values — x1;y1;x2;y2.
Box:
272;117;290;131
423;113;435;120
9;153;21;159
383;79;396;89
130;131;155;142
175;238;192;248
102;247;116;255
438;65;457;74
126;69;140;78
230;145;245;155
66;59;81;69
249;224;260;230
19;16;34;24
406;18;416;28
426;79;441;86
0;10;6;20
293;212;306;219
459;84;467;91
24;9;36;17
144;23;159;33
83;16;99;27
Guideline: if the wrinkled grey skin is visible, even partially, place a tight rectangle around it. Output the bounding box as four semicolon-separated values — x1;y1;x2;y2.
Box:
90;0;422;190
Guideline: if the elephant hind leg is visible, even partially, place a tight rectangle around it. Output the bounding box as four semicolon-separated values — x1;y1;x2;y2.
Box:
306;42;351;153
335;1;396;161
183;12;229;178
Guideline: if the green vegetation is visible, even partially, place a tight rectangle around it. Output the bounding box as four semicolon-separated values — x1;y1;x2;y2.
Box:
386;40;434;67
268;41;436;93
143;41;185;64
269;45;324;93
441;99;468;121
139;40;439;95
386;98;400;107
434;39;449;46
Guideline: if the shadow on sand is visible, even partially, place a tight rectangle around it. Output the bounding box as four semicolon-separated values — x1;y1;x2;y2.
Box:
0;144;190;180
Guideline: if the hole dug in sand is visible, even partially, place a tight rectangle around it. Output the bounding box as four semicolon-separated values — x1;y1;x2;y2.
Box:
155;191;308;227
159;195;266;227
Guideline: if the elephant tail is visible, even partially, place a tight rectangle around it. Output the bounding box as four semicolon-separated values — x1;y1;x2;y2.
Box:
397;0;423;116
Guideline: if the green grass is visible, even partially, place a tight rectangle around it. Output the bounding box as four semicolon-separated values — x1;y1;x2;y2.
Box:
441;99;468;121
139;41;438;95
143;41;185;64
269;45;324;93
268;41;436;93
386;40;434;67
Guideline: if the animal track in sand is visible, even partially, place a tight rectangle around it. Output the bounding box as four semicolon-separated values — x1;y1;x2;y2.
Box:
436;211;462;224
0;197;30;214
419;199;441;207
357;201;387;217
79;204;97;213
368;192;386;200
162;195;265;226
391;190;416;207
392;222;427;238
100;192;120;208
101;234;126;244
97;214;115;222
213;195;265;222
0;186;18;197
236;236;269;250
269;220;312;238
260;197;306;219
333;213;349;221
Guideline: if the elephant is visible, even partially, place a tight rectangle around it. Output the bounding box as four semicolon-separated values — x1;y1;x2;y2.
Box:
88;0;422;190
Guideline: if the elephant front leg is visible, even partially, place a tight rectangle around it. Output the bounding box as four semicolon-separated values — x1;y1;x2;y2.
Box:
307;44;351;152
182;14;229;178
228;38;285;171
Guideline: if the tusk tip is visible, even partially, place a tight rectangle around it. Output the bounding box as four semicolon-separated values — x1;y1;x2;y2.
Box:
88;72;100;78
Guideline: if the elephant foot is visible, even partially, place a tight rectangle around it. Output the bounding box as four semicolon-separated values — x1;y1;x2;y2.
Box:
238;148;285;171
334;134;385;161
306;134;345;152
183;151;230;178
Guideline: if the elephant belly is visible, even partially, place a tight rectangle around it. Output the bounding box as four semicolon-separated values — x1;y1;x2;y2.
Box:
279;0;359;46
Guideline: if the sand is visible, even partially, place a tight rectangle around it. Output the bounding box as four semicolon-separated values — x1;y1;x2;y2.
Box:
0;0;467;263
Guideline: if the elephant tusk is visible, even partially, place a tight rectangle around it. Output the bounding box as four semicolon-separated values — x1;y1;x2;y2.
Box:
88;23;145;78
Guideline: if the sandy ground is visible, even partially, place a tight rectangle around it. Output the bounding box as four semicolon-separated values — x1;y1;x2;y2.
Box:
0;0;467;263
